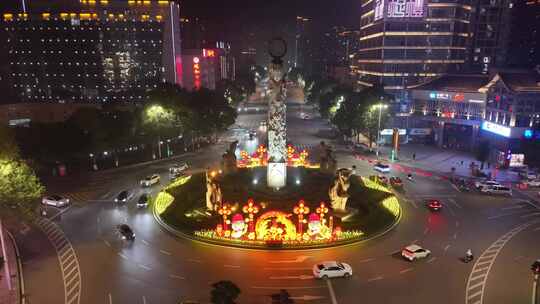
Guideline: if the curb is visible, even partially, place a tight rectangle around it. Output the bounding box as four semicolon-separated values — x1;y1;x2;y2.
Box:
6;231;24;304
152;192;402;251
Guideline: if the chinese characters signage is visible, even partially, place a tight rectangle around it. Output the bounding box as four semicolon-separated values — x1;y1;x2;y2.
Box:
386;0;425;18
193;57;201;90
374;0;385;21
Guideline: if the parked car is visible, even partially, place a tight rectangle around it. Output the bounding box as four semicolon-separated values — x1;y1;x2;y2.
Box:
390;177;403;187
114;190;132;203
137;194;149;208
401;244;431;262
312;261;352;279
117;224;135;241
140;174;160;187
474;180;501;190
525;180;540;187
426;199;443;211
373;162;391;173
42;195;70;207
520;171;538;180
481;185;512;196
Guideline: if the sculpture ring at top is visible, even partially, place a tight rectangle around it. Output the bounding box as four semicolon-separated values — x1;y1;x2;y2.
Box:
268;37;287;64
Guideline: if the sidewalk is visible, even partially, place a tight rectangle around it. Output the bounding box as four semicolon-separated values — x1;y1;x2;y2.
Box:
377;143;521;183
0;227;22;304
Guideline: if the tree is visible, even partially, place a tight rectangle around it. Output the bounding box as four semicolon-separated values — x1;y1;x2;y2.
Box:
210;280;241;304
0;125;45;217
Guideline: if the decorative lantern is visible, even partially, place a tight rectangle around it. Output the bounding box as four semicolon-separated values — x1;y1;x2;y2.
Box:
242;199;260;232
316;202;329;224
218;204;232;231
293;200;310;235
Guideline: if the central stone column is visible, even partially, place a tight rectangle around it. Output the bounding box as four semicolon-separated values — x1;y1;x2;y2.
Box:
267;39;287;189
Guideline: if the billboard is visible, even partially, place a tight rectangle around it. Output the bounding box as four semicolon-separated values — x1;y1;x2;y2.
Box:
374;0;426;21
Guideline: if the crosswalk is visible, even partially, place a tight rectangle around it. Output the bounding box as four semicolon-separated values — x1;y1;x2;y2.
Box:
36;218;81;304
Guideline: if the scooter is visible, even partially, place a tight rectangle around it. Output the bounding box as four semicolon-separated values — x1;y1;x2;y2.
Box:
463;255;474;263
407;174;414;181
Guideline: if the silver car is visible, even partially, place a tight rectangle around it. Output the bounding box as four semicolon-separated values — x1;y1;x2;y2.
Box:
42;195;70;207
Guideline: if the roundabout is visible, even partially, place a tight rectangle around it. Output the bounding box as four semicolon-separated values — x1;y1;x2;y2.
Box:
153;165;401;249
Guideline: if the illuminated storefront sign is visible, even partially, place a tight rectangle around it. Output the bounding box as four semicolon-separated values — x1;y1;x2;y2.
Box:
380;129;406;135
374;0;385;20
193;56;201;90
387;0;425;18
481;121;511;137
524;129;534;139
509;153;525;167
203;49;215;58
429;92;449;100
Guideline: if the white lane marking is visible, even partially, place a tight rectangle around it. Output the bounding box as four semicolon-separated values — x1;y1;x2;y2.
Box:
359;258;375;263
453;233;458;240
326;279;338;304
501;205;524;210
142;296;147;304
269;275;313;280
444;203;457;216
118;253;128;260
269;255;312;264
444;245;451;252
224;264;241;268
367;276;384;282
169;274;185;280
140;239;150;246
263;267;312;271
159;249;171;255
187;258;203;263
400;268;414;274
103;240;111;247
108;293;112;304
520;212;540;218
465;220;539;304
138;264;151;271
450;183;461;192
252;286;326;290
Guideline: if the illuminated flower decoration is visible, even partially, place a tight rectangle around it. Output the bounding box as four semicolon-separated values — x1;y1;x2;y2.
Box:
293;200;310;235
316;202;329;223
242;199;260;232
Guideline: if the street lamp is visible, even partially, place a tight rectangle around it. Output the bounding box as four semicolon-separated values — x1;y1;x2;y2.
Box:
532;259;540;304
372;101;388;157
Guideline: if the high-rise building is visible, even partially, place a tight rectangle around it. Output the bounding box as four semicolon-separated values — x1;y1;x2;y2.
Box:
2;0;181;103
356;0;472;95
294;16;312;70
182;43;235;91
505;0;540;69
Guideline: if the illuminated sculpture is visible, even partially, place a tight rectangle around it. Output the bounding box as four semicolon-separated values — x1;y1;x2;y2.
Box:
255;211;297;241
231;214;247;239
222;140;238;174
205;170;222;211
218;204;232;231
267;38;288;189
242;199;260;232
293;200;310;235
319;141;337;173
329;168;352;211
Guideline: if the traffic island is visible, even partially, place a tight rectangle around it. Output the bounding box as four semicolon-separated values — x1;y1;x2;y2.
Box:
153;166;401;250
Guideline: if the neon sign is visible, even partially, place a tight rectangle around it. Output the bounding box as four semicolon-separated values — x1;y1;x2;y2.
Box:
374;0;385;21
387;0;425;18
193;56;201;89
203;49;216;58
481;121;511;138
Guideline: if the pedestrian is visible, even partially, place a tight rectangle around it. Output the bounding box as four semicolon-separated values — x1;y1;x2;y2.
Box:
351;165;357;175
460;160;464;166
412;153;416;161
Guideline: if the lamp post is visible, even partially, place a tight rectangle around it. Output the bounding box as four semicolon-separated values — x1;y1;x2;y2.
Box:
532;259;540;304
373;101;388;157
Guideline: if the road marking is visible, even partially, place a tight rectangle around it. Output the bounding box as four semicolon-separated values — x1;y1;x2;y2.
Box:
453;233;458;240
109;293;112;304
269;275;313;280
501;205;524;210
138;264;151;271
269;255;311;264
444;245;451;252
520;212;540;218
251;286;326;290
118;253;128;260
263;267;312;271
159;249;171;255
140;239;150;246
187;258;203;263
36;218;81;304
465;220;539;304
400;267;414;274
326;279;338;304
367;276;384;282
451;183;461;192
224;264;240;268
103;240;111;247
169;274;185;280
359;258;375;263
142;296;147;304
290;295;325;301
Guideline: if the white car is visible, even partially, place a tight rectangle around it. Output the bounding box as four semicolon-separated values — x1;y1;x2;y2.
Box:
42;195;70;207
140;174;160;187
170;163;189;173
373;162;391;173
312;261;352;279
401;244;431;261
520;171;537;180
526;180;540;187
474;180;501;190
481;185;512;196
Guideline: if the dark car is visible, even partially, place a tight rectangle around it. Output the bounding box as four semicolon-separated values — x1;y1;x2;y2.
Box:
114;190;130;203
117;224;135;240
426;199;443;211
137;194;149;208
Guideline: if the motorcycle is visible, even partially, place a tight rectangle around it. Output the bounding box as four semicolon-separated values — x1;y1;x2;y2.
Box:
463;255;474;263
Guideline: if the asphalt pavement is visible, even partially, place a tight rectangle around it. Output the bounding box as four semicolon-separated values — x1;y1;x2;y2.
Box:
13;104;540;304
